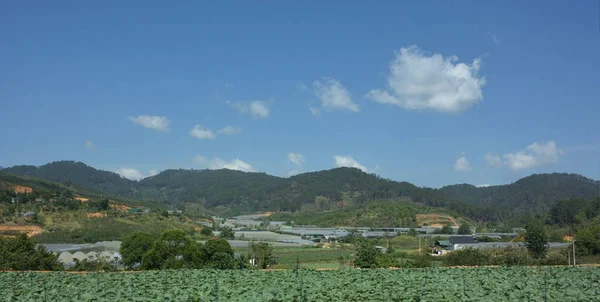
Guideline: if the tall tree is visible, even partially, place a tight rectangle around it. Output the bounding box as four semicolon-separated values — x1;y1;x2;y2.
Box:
458;223;472;235
219;227;235;240
120;232;155;269
250;242;274;269
354;239;378;268
141;230;204;269
0;234;62;270
525;220;548;259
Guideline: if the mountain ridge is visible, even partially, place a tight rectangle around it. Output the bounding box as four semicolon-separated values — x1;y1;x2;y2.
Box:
4;161;599;220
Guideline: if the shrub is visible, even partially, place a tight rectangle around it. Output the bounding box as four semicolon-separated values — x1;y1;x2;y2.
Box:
443;248;491;267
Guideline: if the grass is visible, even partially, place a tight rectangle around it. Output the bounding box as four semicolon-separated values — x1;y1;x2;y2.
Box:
31;213;199;243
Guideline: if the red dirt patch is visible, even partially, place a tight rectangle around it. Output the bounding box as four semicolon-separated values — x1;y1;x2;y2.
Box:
75;196;89;203
87;212;105;218
13;186;33;194
109;203;132;212
0;225;43;237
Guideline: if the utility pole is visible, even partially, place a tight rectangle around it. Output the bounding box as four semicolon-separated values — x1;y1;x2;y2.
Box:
572;237;576;266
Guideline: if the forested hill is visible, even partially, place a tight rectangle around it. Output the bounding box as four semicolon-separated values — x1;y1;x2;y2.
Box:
0;170;160;210
4;161;599;220
440;173;600;217
5;161;135;196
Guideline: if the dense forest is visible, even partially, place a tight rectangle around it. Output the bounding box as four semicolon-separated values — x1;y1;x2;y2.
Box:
4;161;600;221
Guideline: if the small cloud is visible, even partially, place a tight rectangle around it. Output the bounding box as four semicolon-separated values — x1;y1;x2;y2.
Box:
249;101;270;118
287;152;305;176
193;155;208;165
484;153;502;167
189;125;217;140
286;169;301;177
227;100;270;118
313;78;359;113
309;106;321;116
296;81;308;90
83;140;95;150
128;115;170;132
487;32;501;45
476;184;492;188
288;153;305;166
333;155;368;172
217;125;243;135
308;106;321;116
366;45;486;112
454;156;472;172
503;140;562;170
116;168;159;180
194;156;256;172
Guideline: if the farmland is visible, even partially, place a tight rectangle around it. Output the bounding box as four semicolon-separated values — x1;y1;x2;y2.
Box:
1;267;599;301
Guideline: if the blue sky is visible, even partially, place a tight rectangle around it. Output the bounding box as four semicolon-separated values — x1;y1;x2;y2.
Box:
1;1;599;187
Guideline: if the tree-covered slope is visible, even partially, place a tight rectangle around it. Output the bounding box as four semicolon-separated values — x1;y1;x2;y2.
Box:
0;170;159;210
4;161;135;196
440;173;600;217
4;161;599;220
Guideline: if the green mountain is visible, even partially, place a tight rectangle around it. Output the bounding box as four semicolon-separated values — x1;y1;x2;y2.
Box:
440;173;600;218
0;169;159;210
5;161;135;196
4;161;599;221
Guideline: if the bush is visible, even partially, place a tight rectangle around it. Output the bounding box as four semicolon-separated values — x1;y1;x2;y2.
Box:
409;254;433;268
443;248;491;267
200;227;213;237
70;259;117;272
491;246;529;266
219;227;235;240
0;234;62;270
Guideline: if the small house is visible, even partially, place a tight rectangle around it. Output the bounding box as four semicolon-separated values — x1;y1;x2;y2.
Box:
435;240;451;248
448;236;478;250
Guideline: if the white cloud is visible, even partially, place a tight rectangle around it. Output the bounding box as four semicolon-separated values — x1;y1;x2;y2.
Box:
227;101;270;118
333;155;368;172
249;101;270;118
286;152;305;177
296;82;308;90
189;125;217;140
286;169;301;177
476;184;492;188
313;78;359;112
217;125;243;135
454;156;472;172
83;140;95;150
128;115;170;132
484;153;502;167
308;106;320;116
116;168;159;180
366;45;486;112
487;32;501;45
193;155;208;165
288;153;305;166
194;156;256;172
503;140;562;170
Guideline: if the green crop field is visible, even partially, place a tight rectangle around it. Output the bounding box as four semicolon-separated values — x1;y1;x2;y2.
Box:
1;267;599;301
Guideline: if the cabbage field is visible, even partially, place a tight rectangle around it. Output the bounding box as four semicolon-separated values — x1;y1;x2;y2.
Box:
1;267;599;301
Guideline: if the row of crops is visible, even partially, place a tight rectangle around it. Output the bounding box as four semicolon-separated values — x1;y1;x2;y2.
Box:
273;248;353;269
1;267;599;301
